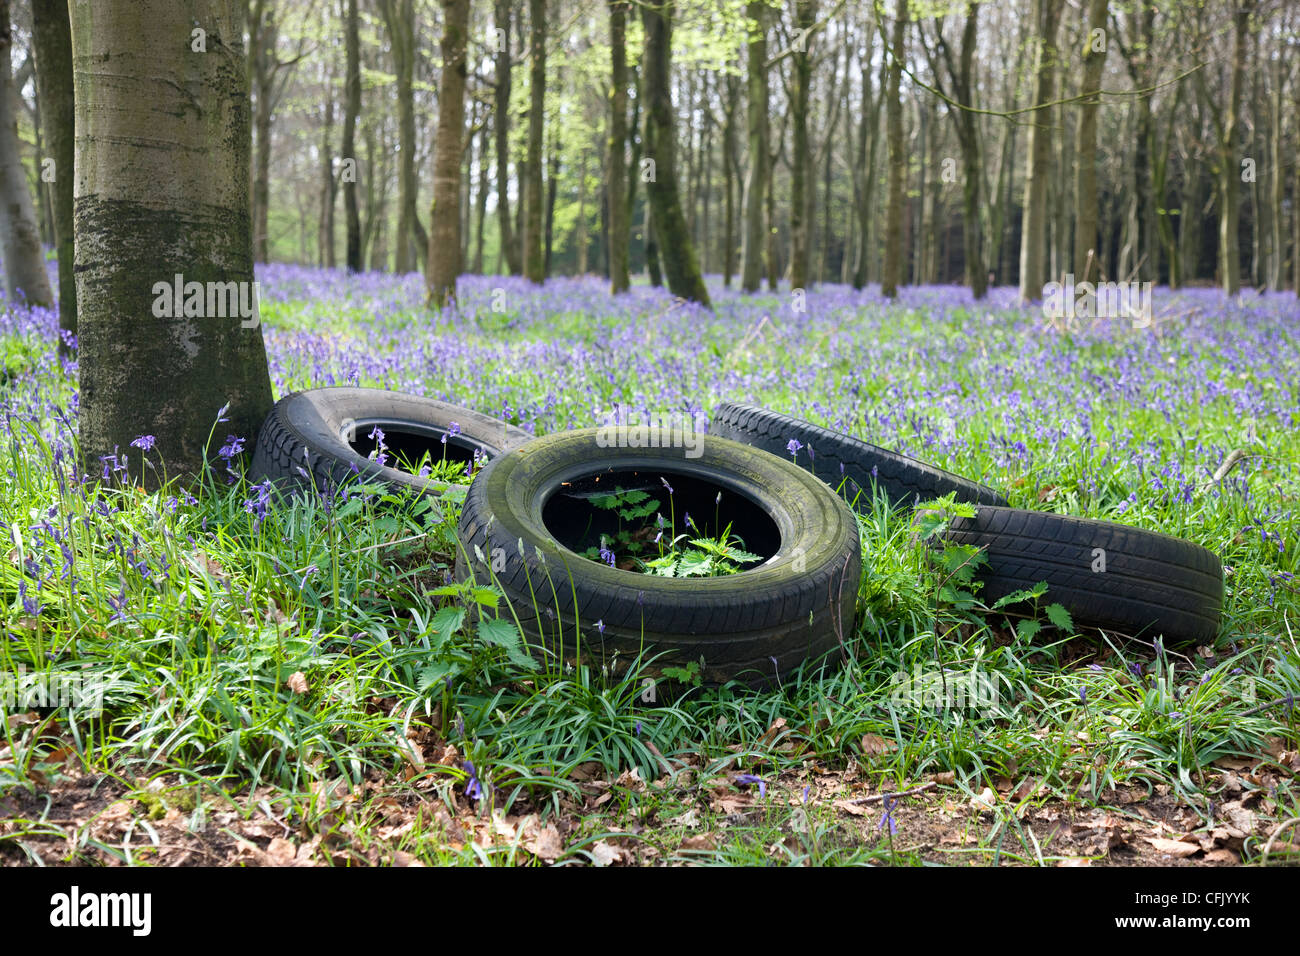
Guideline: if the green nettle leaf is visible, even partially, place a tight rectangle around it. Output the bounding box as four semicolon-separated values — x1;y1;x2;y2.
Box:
430;606;466;639
1016;619;1044;642
676;551;714;577
1045;603;1075;633
478;617;537;671
990;583;1050;610
591;494;620;511
644;554;677;576
470;587;500;609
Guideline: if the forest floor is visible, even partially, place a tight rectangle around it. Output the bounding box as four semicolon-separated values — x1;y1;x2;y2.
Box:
2;267;1299;866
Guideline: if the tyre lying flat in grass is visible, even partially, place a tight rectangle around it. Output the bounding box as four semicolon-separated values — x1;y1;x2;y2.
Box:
942;506;1224;644
249;387;532;495
455;427;862;688
710;401;1009;511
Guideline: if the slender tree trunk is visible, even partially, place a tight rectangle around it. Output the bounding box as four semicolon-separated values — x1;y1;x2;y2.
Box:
544;125;558;275
31;0;75;338
342;0;362;272
722;74;738;287
644;201;661;285
1218;0;1252;296
249;1;275;263
70;0;273;481
641;0;711;307
0;1;54;308
789;0;816;291
1267;53;1282;290
1018;0;1063;301
473;122;489;273
523;0;546;282
881;0;907;299
1073;0;1107;281
494;0;520;275
379;0;425;273
427;0;468;306
739;0;767;292
607;0;630;293
318;72;336;268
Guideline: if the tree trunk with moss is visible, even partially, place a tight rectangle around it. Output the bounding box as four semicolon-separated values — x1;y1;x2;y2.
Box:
0;0;54;308
523;0;546;283
70;0;273;482
607;0;630;294
641;0;710;307
428;0;468;306
880;0;907;299
31;0;75;339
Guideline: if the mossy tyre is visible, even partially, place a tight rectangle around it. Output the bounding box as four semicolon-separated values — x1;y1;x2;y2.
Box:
943;506;1223;643
711;402;1008;510
455;427;862;688
249;387;532;495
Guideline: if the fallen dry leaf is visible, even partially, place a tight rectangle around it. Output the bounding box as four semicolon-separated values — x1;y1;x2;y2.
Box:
860;734;897;756
285;672;309;695
589;841;624;867
266;837;298;866
832;799;871;817
680;833;717;851
391;850;425;867
970;787;996;810
525;823;564;862
1056;857;1092;867
1145;837;1200;858
930;771;956;786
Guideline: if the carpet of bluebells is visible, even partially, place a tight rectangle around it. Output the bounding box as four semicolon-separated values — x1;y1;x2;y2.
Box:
2;260;1299;866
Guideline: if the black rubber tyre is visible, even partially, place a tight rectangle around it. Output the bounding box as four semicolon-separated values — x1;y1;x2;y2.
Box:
942;506;1223;643
455;428;862;688
249;387;532;496
710;402;1008;511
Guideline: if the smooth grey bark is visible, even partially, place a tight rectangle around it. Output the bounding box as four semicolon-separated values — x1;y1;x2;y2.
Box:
1018;0;1063;301
881;0;907;299
1073;0;1107;282
523;0;545;282
640;0;710;306
342;0;361;272
607;0;630;293
31;0;75;339
428;0;468;306
70;0;273;482
0;0;54;308
378;0;427;274
739;0;767;292
494;0;520;275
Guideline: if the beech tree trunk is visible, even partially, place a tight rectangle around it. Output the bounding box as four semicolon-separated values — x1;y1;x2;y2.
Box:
494;0;520;275
523;0;546;283
881;0;907;299
1073;0;1107;281
427;0;468;306
641;0;711;307
0;0;54;308
789;0;816;292
1218;0;1252;296
31;0;75;338
70;0;273;482
342;0;361;272
1018;0;1063;301
378;0;426;273
739;0;767;292
607;0;630;293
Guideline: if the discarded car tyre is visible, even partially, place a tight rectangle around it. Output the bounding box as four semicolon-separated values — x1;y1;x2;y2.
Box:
455;427;862;688
942;506;1223;643
710;402;1008;511
250;387;532;496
